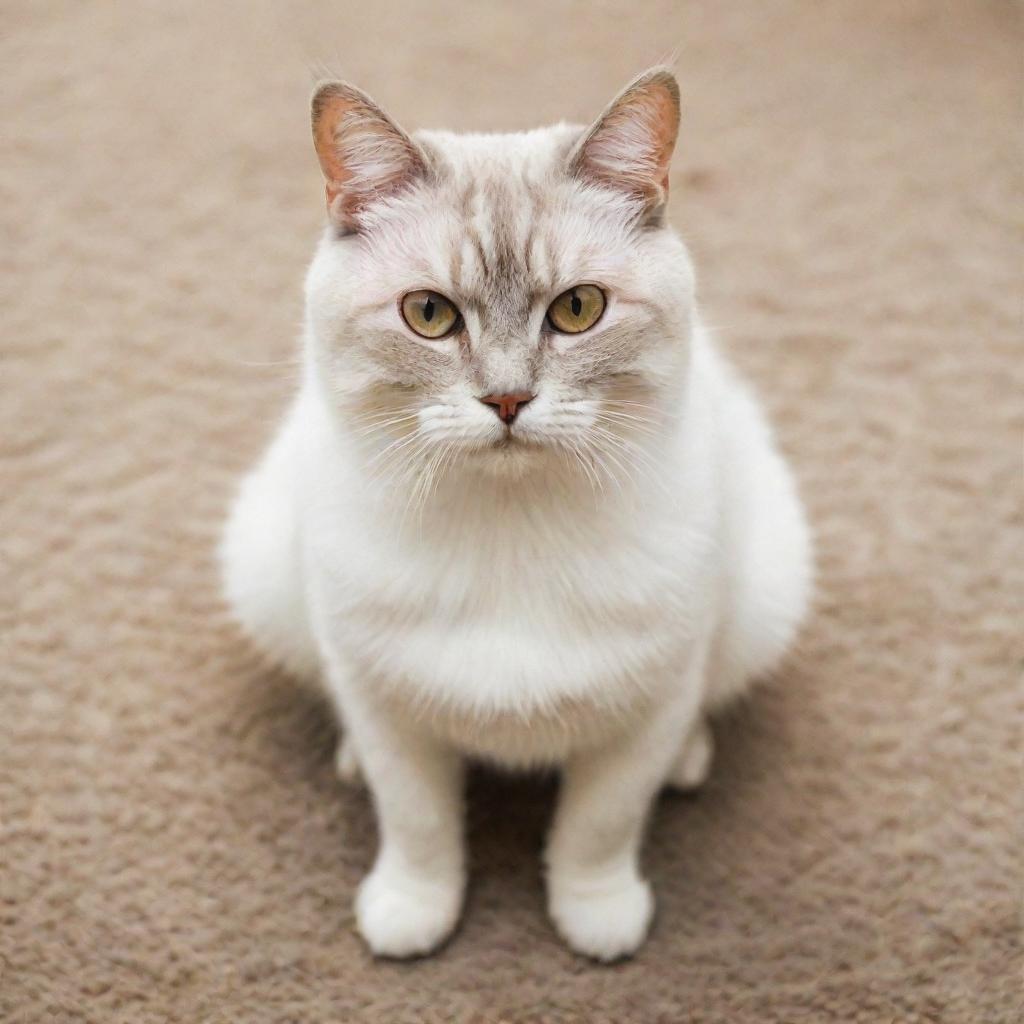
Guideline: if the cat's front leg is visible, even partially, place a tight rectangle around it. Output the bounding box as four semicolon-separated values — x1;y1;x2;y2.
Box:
331;676;466;958
545;650;708;961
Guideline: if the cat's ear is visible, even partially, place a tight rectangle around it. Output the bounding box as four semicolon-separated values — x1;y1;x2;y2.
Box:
311;82;427;232
568;67;680;217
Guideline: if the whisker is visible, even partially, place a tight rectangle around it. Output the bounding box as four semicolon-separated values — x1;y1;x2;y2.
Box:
403;438;458;534
365;427;428;469
593;412;660;439
367;434;433;492
587;424;669;501
350;408;421;426
595;408;657;424
558;437;602;494
600;399;667;416
348;413;422;439
419;441;459;525
582;434;629;495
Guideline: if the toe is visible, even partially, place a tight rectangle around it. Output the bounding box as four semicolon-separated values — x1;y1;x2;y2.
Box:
355;867;463;959
549;876;654;962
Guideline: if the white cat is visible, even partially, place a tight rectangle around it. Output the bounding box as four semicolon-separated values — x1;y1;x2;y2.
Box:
221;68;812;961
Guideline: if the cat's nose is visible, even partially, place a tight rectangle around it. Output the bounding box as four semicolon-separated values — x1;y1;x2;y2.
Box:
479;392;535;425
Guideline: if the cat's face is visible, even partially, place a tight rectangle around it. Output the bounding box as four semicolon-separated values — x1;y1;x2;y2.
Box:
306;69;694;486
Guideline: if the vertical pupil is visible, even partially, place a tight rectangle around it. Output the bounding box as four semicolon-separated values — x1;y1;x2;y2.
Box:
570;291;582;317
423;296;435;322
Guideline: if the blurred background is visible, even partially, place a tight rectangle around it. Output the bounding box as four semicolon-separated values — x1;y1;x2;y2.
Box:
3;2;1020;1021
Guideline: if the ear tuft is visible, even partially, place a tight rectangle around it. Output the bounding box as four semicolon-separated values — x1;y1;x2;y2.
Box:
569;67;680;214
311;82;426;232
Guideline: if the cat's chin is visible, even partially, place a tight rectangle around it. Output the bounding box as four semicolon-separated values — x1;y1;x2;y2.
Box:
459;435;553;480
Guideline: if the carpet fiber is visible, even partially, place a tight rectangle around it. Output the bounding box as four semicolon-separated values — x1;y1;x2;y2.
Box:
2;2;1020;1021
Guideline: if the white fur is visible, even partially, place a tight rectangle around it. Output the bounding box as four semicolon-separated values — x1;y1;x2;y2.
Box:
221;81;812;961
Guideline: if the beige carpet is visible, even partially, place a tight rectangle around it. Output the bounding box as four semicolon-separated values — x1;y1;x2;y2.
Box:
3;2;1021;1021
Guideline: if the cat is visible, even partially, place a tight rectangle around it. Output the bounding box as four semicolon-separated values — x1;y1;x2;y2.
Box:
220;67;813;961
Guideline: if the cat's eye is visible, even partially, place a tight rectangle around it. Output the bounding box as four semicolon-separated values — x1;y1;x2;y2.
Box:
400;290;460;339
545;284;606;335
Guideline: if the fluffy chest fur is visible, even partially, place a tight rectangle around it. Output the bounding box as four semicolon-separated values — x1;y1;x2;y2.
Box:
299;387;719;762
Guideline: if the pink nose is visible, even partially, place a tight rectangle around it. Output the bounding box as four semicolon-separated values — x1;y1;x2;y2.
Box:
479;392;535;424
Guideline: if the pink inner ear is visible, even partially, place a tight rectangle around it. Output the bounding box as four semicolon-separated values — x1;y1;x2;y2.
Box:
643;90;678;193
313;92;361;206
574;73;680;205
312;85;425;228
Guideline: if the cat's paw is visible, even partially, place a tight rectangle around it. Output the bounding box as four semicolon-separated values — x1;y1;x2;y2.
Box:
334;735;363;786
548;874;654;962
355;864;463;959
666;718;714;791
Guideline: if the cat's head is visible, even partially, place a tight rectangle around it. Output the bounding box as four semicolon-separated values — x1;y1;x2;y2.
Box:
305;68;695;489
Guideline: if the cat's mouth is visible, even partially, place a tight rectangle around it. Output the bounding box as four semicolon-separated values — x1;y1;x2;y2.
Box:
456;432;549;478
454;431;547;471
489;431;546;453
492;433;524;449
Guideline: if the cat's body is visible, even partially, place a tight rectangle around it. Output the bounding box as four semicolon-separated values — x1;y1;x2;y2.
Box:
221;70;812;961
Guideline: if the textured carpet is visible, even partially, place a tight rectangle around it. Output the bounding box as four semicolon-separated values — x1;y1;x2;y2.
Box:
3;2;1021;1021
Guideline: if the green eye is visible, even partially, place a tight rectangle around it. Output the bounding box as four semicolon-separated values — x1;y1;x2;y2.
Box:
401;290;460;339
546;284;606;334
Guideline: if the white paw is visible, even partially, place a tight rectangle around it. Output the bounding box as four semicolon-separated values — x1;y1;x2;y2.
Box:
667;718;714;791
334;735;363;786
355;864;463;959
548;874;654;962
